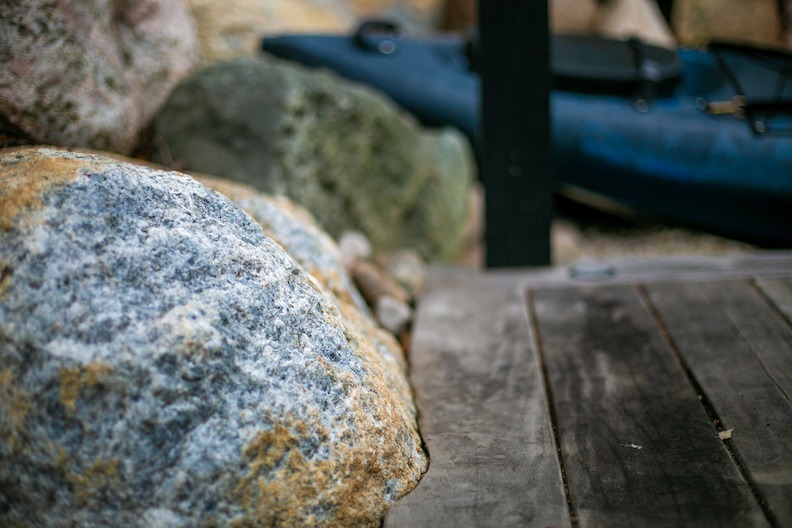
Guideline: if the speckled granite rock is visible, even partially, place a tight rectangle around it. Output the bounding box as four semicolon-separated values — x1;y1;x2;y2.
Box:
196;175;415;412
0;147;427;527
197;175;371;315
152;57;474;261
0;0;199;154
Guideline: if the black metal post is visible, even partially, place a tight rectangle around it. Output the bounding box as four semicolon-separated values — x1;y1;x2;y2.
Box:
479;2;553;267
655;0;674;24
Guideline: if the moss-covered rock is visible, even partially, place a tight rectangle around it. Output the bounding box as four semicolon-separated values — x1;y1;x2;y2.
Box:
152;57;474;261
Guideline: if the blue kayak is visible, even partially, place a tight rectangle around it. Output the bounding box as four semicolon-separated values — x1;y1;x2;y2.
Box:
262;24;792;246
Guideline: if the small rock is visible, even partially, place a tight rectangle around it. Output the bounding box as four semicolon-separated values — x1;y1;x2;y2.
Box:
349;259;412;307
375;295;414;336
377;250;426;298
0;0;199;154
339;230;373;265
552;218;584;265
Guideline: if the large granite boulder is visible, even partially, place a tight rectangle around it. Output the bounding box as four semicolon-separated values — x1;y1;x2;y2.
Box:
152;57;474;261
0;147;427;527
0;0;199;154
197;175;371;315
197;175;418;417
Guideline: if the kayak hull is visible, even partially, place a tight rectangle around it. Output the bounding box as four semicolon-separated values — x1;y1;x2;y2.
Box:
262;33;792;246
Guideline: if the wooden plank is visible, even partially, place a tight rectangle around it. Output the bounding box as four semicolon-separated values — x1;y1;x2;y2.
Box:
756;277;792;322
385;278;570;527
696;280;792;401
484;251;792;289
531;285;769;527
646;280;792;525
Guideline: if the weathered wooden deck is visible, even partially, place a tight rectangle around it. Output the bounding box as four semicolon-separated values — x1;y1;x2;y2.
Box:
385;252;792;527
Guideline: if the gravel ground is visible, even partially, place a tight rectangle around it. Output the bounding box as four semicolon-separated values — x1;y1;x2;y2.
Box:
458;187;760;268
551;198;758;266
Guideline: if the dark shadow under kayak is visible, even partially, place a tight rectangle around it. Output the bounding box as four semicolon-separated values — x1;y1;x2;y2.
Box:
263;25;792;247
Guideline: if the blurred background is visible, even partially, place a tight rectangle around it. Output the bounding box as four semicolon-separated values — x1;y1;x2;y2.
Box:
186;0;792;66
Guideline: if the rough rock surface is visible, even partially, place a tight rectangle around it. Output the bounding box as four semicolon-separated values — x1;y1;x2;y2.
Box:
186;0;446;66
550;0;599;34
153;57;474;261
194;175;417;393
672;0;782;47
0;147;427;527
443;0;675;47
0;0;199;154
377;250;426;298
593;0;677;49
186;0;349;66
339;230;374;265
197;175;371;316
349;259;411;308
375;296;413;336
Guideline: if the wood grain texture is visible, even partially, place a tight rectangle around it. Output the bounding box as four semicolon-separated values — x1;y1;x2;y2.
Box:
385;277;570;528
484;251;792;289
531;285;769;527
757;277;792;322
646;279;792;525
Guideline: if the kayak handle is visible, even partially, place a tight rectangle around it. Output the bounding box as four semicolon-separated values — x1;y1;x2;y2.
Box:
354;20;401;55
702;96;792;135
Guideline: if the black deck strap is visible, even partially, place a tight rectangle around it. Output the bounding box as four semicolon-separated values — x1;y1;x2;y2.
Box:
628;37;661;111
354;20;401;54
709;41;792;134
552;34;681;97
710;44;748;100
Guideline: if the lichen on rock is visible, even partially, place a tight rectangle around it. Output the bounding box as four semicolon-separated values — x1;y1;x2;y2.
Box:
197;175;371;315
152;56;474;261
0;146;427;527
0;1;199;154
